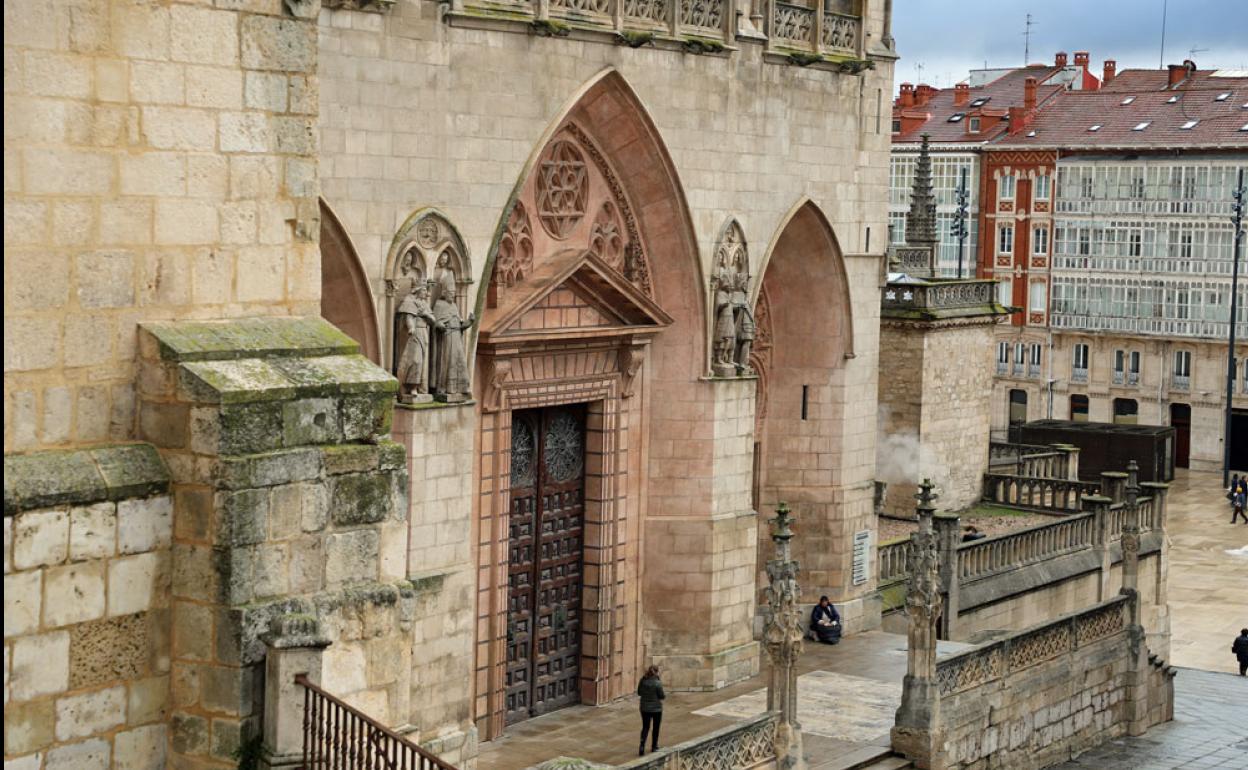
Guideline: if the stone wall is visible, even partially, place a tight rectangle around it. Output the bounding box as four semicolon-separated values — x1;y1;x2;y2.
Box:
4;0;323;454
135;316;414;767
878;320;995;516
4;444;172;769
924;595;1170;770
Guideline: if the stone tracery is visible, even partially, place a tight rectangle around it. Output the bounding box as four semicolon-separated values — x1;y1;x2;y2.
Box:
495;202;535;288
536;140;589;239
589;201;626;270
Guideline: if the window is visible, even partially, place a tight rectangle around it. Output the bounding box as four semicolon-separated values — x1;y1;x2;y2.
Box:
948;112;965;123
1088;124;1102;132
1173;350;1192;389
1215;92;1231;102
1072;344;1090;381
998;279;1011;306
1132;121;1151;131
997;342;1010;374
1121;96;1136;105
971;97;990;107
1113;398;1138;425
999;174;1016;201
1033;226;1049;255
892;119;902;133
1070;394;1089;422
1029;343;1042;376
1167;94;1181;104
1029;282;1046;314
1114;349;1126;374
968;117;982;133
1034;174;1051;201
1181;120;1199;130
999;225;1015;254
1080;175;1094;198
1009;389;1028;425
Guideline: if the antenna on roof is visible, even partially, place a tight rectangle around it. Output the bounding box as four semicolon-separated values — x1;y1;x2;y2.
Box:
915;61;925;82
1159;0;1168;69
1189;46;1209;61
1023;13;1037;64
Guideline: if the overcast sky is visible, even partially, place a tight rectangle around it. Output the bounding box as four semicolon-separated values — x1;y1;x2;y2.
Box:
891;0;1248;90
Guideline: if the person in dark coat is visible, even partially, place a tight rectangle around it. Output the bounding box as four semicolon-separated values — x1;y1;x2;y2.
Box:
636;665;665;755
810;596;841;644
1234;629;1248;676
1234;489;1248;525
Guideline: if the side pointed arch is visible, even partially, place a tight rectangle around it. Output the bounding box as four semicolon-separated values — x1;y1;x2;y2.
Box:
319;198;381;364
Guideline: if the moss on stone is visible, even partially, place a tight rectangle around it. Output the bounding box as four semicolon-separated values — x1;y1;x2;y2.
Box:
4;443;171;515
322;444;381;476
141;317;359;363
330;473;393;526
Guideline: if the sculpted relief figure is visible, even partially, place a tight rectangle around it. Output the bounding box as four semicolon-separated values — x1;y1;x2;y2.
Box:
732;266;755;374
431;249;476;402
396;283;440;403
712;253;738;376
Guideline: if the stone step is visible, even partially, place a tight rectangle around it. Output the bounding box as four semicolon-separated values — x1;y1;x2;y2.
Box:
807;746;913;770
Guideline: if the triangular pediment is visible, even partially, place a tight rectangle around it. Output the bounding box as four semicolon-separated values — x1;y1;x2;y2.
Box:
480;250;672;344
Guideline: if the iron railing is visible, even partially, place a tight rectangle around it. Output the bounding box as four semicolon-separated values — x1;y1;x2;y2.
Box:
297;675;458;770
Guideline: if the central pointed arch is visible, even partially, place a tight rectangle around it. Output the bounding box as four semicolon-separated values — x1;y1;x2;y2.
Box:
752;198;856;600
470;68;706;739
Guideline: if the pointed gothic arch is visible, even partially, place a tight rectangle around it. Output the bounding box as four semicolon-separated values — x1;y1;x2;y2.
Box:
319;199;381;364
752;198;856;598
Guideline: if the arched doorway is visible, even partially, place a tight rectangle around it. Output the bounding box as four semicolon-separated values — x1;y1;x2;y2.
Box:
752;200;855;601
319;200;381;364
470;69;704;738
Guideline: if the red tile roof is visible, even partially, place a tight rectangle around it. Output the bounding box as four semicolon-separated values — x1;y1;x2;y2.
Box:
893;65;1066;144
992;76;1248;150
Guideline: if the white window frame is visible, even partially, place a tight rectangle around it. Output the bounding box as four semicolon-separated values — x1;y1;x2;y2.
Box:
1029;281;1046;314
999;225;1015;255
1033;226;1049;256
999;174;1016;202
1034;173;1051;201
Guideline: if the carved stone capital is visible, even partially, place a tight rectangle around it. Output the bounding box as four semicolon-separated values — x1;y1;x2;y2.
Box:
481;356;512;412
618;343;646;398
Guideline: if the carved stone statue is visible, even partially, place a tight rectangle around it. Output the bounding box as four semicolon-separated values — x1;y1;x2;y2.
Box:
711;254;738;376
396;283;439;404
430;249;475;402
732;267;755;374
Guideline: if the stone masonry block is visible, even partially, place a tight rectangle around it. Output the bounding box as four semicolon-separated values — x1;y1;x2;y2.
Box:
13;508;69;569
219;488;270;546
325;530;379;585
171;712;209;756
117;495;173;554
108;552;166;616
45;737;110;770
55;684;126;741
322;444;380;475
342;394;392;441
283;397;344;446
69;612;163;691
216;448;322;490
219;402;284;455
4;698;55;755
114;723;167;770
69;503;117;561
241;16;316;73
43;561;106;627
128;676;170;726
4;570;42;636
10;630;70;701
330;473;392;526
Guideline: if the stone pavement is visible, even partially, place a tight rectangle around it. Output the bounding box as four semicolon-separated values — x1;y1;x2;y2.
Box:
1165;470;1248;674
1054;667;1248;769
476;631;966;770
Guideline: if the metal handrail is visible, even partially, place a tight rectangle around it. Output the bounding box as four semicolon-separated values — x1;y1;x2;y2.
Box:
296;674;458;770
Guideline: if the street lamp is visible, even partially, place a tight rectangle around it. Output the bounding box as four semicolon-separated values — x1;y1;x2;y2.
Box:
952;167;970;279
1223;168;1246;488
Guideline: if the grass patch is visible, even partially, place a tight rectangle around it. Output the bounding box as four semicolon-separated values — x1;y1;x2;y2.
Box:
958;504;1036;518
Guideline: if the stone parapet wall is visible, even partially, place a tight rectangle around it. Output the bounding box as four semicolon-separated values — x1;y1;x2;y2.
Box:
4;444;173;769
4;0;322;453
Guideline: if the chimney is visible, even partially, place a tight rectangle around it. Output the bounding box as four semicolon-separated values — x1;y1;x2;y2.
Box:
1167;63;1187;87
1055;51;1068;67
953;82;970;106
915;83;936;106
1102;59;1116;85
1024;76;1037;110
1073;51;1090;70
899;82;915;107
1008;106;1026;134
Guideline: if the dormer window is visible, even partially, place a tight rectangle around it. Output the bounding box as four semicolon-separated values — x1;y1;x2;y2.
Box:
1241;123;1248;132
1089;124;1102;132
1120;96;1136;105
948;112;965;123
1215;92;1231;101
1132;121;1151;131
1167;95;1181;103
1181;120;1199;129
968;117;982;133
1026;130;1037;137
970;97;990;107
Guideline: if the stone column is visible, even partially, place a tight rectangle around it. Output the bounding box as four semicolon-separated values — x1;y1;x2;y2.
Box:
261;615;331;769
762;503;805;770
1121;462;1141;609
1100;471;1127;504
1083;494;1112;601
1120;462;1152;736
932;513;960;642
891;480;944;770
1140;481;1172;657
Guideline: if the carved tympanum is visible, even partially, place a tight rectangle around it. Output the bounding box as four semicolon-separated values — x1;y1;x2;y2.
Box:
589;201;626;270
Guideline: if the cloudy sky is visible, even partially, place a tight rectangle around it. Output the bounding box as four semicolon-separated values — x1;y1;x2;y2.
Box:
890;0;1248;89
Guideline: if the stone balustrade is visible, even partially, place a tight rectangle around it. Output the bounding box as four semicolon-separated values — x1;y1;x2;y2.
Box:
881;279;999;313
987;440;1079;480
619;711;779;770
957;512;1096;581
877;539;911;585
981;473;1099;513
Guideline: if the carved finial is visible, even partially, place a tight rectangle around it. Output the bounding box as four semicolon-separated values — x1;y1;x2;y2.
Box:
1125;460;1140;506
915;479;937;532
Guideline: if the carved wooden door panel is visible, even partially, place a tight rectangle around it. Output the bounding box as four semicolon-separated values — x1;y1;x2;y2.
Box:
505;406;586;725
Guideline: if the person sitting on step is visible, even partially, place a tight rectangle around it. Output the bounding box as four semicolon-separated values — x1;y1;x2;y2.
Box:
810;595;842;645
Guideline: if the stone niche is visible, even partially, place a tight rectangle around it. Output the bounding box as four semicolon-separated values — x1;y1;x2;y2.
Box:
135;316;415;768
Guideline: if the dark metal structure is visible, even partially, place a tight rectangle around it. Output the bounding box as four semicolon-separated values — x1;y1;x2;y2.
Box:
1222;168;1245;487
1018;419;1176;483
297;674;458;770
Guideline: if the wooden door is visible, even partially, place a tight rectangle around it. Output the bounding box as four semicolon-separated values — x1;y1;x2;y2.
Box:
505;406;586;725
1170;403;1191;469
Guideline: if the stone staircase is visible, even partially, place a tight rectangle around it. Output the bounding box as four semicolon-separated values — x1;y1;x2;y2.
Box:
808;746;913;770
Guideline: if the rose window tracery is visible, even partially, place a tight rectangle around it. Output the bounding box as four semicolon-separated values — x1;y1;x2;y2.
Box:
543;410;584;482
589;201;626;270
511;417;536;488
495;202;534;288
536;140;589;239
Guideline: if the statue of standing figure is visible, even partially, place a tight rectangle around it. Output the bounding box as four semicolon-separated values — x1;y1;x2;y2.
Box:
731;266;755;374
431;249;476;402
396;282;440;404
712;253;738;376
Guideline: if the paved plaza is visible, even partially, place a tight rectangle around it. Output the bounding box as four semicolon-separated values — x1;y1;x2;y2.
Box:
1164;470;1248;674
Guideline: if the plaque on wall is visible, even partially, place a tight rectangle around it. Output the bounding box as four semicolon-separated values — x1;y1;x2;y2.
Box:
851;530;872;586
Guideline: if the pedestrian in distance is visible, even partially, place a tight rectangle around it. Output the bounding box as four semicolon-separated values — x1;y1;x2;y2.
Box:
1233;629;1248;676
1233;487;1248;525
1227;474;1240;503
636;665;665;756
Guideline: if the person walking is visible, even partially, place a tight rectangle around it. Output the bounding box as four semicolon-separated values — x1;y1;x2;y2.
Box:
1233;629;1248;676
636;665;665;756
1233;486;1248;525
